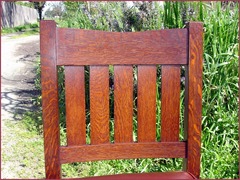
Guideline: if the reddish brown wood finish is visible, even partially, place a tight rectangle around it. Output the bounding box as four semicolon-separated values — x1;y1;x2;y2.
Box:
90;66;110;144
183;22;203;178
137;65;157;142
114;66;133;143
79;172;196;180
60;142;186;164
57;28;188;65
65;66;86;146
161;65;181;142
41;20;203;179
40;21;61;178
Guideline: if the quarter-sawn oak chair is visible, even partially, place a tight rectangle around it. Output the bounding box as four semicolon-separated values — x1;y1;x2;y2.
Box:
40;20;203;179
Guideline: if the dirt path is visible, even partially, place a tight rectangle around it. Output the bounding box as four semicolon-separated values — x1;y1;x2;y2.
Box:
1;34;45;178
1;34;40;120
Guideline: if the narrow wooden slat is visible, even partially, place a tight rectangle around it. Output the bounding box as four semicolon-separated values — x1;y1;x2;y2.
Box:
183;22;203;178
57;28;188;65
114;66;133;143
137;65;156;142
90;66;109;144
40;20;61;179
161;65;180;142
60;142;186;164
65;66;86;146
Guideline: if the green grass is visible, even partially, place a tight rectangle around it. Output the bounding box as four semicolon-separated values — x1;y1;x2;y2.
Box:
200;2;238;178
10;30;39;39
61;158;183;178
2;23;39;37
1;119;45;178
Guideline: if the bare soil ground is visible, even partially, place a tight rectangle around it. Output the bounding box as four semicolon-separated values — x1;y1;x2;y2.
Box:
1;34;45;178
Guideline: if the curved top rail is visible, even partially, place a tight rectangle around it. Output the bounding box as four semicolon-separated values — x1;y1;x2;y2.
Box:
57;28;188;65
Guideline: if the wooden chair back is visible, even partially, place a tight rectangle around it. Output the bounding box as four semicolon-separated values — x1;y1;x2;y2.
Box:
40;20;203;179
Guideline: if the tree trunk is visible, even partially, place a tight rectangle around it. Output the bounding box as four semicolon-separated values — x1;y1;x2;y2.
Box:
38;8;41;20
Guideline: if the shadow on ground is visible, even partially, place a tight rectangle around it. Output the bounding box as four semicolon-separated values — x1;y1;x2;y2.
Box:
1;88;40;120
1;39;40;121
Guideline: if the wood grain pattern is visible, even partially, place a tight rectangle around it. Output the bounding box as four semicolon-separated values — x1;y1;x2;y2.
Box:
65;66;86;146
40;20;203;178
183;22;203;178
137;65;157;142
40;20;61;179
114;66;133;143
90;66;110;144
60;142;186;164
161;65;180;142
57;28;188;65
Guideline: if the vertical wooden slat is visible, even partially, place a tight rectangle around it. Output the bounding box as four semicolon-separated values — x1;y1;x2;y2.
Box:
161;65;180;142
65;66;86;146
183;22;203;178
90;66;110;144
137;65;157;142
114;65;133;143
40;20;61;179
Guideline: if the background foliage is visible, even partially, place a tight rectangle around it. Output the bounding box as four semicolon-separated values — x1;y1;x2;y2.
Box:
29;1;239;179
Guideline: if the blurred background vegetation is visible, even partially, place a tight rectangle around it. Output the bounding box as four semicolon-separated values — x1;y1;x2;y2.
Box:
23;1;238;179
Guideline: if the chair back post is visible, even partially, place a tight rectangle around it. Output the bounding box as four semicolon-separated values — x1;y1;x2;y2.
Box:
183;22;203;178
40;20;61;179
